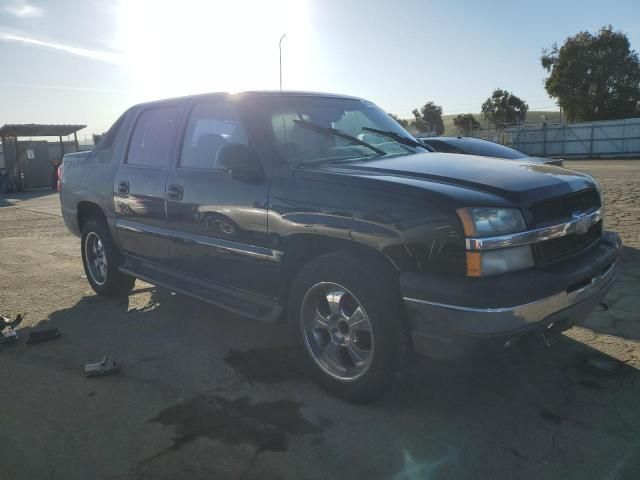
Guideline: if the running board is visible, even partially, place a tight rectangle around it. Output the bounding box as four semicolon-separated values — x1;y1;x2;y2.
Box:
120;258;282;322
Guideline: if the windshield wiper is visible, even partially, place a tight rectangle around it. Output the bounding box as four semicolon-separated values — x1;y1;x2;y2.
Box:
293;120;386;156
361;127;424;148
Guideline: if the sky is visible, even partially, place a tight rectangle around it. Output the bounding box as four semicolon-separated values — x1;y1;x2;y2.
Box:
0;0;638;140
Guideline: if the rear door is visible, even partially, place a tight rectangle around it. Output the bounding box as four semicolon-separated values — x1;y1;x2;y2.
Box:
114;104;184;264
164;99;278;298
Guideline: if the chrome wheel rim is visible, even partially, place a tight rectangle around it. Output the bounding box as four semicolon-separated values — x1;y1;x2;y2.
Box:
85;232;107;285
301;282;374;381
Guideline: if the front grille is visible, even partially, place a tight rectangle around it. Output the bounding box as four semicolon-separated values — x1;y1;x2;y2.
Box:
534;220;602;265
530;188;601;226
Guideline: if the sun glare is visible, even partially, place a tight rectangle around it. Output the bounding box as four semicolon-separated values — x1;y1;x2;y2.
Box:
116;0;310;100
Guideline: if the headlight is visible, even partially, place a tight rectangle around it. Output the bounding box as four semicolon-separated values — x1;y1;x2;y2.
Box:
456;207;526;237
457;207;532;276
466;245;534;277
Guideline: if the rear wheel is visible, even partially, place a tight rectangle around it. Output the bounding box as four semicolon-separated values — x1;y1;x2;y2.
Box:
288;252;407;403
81;218;135;296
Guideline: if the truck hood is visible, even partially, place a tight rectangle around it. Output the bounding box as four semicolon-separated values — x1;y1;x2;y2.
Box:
323;152;595;206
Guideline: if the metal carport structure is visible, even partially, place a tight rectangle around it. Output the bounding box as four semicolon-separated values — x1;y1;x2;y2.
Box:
0;123;85;191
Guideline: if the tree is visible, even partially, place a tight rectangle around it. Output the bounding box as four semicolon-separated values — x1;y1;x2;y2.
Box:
411;109;426;132
388;113;409;128
453;114;480;136
481;89;528;127
412;102;444;135
541;26;640;122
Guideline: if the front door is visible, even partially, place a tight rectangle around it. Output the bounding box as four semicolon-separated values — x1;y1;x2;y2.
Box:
164;100;278;298
114;104;184;264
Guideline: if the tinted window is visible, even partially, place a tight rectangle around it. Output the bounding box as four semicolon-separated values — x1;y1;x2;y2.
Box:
93;112;126;162
423;139;462;153
127;106;182;167
180;102;248;169
453;139;525;159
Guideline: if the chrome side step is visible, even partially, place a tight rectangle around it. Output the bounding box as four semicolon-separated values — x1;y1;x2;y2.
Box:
120;257;283;323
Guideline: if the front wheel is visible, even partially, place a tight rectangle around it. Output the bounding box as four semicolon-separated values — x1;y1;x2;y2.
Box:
288;252;407;403
81;218;135;296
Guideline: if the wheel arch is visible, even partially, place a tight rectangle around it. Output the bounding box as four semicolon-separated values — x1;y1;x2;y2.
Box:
279;234;401;304
77;201;106;230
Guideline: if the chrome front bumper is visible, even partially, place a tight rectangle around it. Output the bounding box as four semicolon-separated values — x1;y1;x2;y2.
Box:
404;260;617;337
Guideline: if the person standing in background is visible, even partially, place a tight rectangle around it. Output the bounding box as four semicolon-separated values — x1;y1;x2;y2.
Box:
50;157;61;190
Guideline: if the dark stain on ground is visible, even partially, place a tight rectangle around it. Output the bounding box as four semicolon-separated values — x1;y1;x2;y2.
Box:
224;346;307;384
310;436;326;446
316;415;333;429
539;411;564;425
580;379;604;390
150;395;324;452
505;447;528;460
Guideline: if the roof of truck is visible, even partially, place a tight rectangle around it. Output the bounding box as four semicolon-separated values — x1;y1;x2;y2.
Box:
132;90;363;109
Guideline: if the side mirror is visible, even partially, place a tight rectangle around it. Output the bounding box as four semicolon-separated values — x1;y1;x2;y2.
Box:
215;143;263;181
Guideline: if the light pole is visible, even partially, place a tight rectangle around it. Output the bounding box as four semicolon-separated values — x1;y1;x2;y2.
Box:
279;34;287;90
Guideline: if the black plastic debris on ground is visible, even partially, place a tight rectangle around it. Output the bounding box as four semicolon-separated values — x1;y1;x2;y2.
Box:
1;313;23;328
85;357;120;377
0;327;19;345
26;328;61;344
0;314;22;345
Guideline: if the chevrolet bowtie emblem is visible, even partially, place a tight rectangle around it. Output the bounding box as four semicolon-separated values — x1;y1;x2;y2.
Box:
572;212;591;235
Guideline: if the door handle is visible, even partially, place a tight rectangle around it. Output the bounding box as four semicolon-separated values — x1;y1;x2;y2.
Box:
167;184;184;201
117;181;129;194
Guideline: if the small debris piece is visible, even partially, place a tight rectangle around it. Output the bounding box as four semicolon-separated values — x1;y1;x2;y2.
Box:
586;356;622;373
1;313;23;329
26;328;61;344
85;357;120;377
0;327;18;345
540;332;552;348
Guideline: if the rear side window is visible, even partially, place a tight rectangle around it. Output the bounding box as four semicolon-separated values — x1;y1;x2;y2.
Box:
454;140;525;159
127;106;182;167
93;112;126;162
180;102;248;169
424;140;461;154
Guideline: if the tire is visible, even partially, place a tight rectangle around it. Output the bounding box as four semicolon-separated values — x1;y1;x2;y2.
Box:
288;251;408;403
81;217;135;296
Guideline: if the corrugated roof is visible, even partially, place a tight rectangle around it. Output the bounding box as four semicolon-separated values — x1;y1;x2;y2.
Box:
0;124;86;137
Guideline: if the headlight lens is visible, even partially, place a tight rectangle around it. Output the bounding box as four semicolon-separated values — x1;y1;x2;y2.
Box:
457;207;532;276
457;207;526;237
466;246;534;277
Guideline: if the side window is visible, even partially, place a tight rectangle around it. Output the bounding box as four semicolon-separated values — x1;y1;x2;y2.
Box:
93;112;126;162
127;106;182;167
427;140;461;154
180;102;248;169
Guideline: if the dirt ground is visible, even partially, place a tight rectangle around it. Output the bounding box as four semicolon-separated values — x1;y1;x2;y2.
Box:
1;160;639;480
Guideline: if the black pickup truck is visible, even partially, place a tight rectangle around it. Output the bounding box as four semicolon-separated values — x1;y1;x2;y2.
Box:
59;91;620;402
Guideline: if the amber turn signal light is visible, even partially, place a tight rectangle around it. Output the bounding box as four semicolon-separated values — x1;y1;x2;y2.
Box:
466;251;482;277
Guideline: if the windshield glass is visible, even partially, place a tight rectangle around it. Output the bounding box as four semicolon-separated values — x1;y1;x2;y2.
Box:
239;95;425;165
